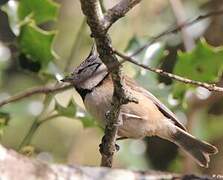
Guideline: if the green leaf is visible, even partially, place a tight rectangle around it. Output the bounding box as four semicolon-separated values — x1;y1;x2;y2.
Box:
18;21;56;68
18;0;59;24
75;107;98;128
79;116;97;128
173;39;223;98
55;99;76;118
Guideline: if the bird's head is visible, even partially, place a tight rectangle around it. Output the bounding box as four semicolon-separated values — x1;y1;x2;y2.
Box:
62;45;108;90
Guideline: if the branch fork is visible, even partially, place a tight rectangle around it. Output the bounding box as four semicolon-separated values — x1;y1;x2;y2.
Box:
79;0;141;167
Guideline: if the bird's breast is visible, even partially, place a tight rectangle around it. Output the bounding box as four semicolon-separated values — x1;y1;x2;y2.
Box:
84;83;113;126
83;77;168;139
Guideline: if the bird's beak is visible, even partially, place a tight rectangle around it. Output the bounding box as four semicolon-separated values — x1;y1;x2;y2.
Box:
61;75;73;82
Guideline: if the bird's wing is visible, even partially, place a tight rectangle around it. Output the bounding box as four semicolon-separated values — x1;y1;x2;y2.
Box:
125;77;187;131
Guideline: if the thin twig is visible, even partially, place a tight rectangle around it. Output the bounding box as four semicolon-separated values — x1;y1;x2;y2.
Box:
0;84;72;107
18;113;61;150
2;6;222;109
2;44;223;111
114;50;223;92
2;7;222;109
131;9;223;57
104;0;142;30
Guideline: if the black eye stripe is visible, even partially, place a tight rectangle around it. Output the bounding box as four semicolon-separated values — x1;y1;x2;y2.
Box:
77;62;101;74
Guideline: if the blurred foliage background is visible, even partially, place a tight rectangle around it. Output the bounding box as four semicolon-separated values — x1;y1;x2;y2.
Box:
0;0;223;175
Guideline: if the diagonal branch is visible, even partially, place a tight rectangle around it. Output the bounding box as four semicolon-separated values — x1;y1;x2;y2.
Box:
0;84;72;107
115;50;223;92
131;9;223;57
2;8;222;109
2;49;223;110
104;0;142;30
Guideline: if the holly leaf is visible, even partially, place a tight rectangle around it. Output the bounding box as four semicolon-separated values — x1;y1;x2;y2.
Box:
55;99;76;118
18;0;59;24
18;21;56;68
173;39;223;99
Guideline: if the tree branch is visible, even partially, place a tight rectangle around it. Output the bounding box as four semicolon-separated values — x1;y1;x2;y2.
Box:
0;84;72;107
79;0;138;168
104;0;142;30
131;9;223;57
2;8;222;110
114;50;223;92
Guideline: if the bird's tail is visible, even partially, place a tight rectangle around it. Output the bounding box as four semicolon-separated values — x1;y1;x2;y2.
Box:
158;123;218;168
170;126;218;168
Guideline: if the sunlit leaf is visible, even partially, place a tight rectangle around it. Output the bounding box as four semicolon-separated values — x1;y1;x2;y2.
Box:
18;0;59;24
173;39;223;99
79;116;97;128
18;21;56;68
55;99;76;118
75;106;98;128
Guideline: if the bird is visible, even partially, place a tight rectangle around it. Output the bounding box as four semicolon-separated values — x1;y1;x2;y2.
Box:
62;45;218;168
